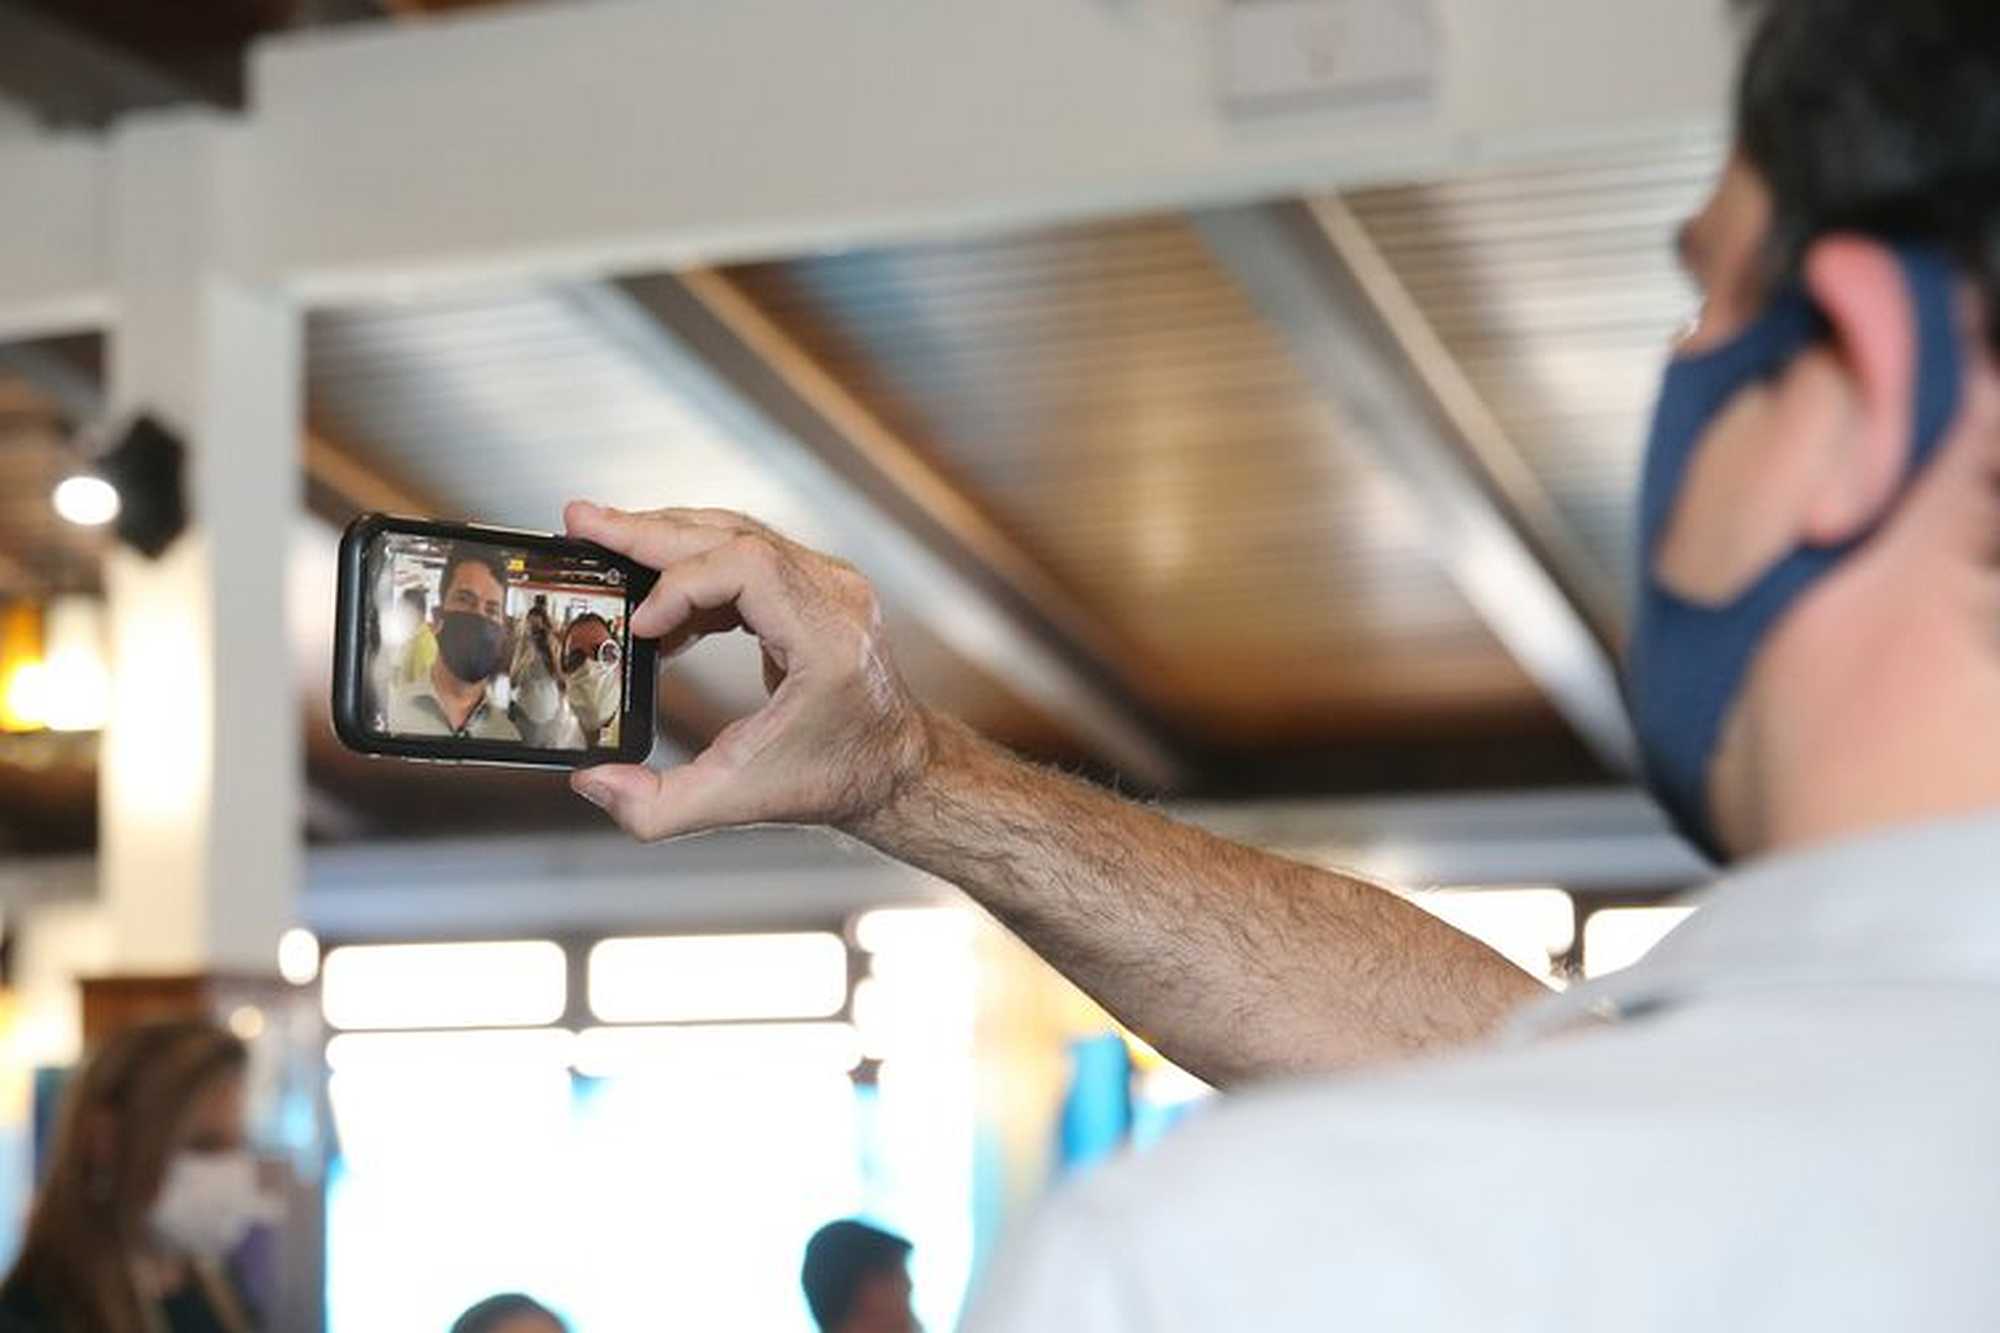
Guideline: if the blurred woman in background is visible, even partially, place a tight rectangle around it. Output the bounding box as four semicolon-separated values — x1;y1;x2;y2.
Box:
0;1020;271;1333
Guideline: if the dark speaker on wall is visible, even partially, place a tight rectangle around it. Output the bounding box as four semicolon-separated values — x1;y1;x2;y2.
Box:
100;414;188;559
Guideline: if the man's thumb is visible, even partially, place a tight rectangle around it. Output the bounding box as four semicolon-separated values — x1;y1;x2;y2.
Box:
571;764;663;838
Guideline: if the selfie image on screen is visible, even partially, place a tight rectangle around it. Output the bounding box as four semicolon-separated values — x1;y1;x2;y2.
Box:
362;533;627;750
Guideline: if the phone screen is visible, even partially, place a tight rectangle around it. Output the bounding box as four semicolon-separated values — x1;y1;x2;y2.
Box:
359;529;632;753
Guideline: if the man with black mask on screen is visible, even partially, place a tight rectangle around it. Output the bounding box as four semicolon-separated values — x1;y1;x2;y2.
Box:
385;543;522;741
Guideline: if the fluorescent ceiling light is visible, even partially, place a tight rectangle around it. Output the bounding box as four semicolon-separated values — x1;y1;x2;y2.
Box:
589;932;847;1024
322;940;566;1030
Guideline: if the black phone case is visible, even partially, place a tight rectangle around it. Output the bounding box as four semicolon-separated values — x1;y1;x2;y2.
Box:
332;512;659;770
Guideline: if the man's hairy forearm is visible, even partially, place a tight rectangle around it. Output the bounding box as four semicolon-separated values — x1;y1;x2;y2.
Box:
848;713;1547;1088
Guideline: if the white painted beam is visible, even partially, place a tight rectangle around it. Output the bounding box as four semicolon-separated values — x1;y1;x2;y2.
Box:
0;855;95;910
0;135;109;340
0;1;1735;325
303;826;950;941
299;787;1698;940
100;112;304;974
1180;787;1701;890
246;0;1734;302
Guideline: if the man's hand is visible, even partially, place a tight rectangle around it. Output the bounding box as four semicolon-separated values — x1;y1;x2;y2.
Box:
565;499;1543;1086
563;501;931;839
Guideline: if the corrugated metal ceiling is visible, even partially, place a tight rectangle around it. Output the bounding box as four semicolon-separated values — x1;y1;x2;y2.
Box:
303;136;1722;780
726;214;1546;745
1344;137;1723;586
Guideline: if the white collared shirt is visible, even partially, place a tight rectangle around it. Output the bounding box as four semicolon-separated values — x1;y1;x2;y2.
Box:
963;814;2000;1331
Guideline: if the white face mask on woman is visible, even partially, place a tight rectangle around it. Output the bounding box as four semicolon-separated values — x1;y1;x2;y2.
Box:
567;659;621;731
149;1150;278;1260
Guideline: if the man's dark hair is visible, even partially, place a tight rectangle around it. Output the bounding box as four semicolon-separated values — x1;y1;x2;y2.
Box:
437;543;511;605
801;1220;912;1331
449;1293;565;1333
1734;0;2000;347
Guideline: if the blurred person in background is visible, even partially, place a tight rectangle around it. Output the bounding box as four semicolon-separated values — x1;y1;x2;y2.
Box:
801;1221;919;1333
447;1293;567;1333
387;544;521;741
562;0;2000;1324
509;598;582;748
394;586;439;687
0;1021;272;1333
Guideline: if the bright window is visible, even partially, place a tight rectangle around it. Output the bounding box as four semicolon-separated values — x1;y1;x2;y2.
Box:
325;923;977;1333
588;932;847;1023
571;1022;862;1080
321;941;566;1030
1583;906;1697;978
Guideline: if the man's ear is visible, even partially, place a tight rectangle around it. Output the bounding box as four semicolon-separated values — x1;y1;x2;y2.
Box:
1797;234;1917;543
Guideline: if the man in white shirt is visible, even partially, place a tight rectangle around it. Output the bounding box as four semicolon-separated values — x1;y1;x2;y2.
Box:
563;0;2000;1323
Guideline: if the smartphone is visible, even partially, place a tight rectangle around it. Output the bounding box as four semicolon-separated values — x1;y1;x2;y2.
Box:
332;514;657;769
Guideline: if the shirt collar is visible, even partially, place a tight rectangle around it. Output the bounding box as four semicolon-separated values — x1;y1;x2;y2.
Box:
1506;809;2000;1043
409;680;490;734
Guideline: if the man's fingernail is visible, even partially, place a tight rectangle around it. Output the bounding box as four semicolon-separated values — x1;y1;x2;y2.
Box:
576;780;612;810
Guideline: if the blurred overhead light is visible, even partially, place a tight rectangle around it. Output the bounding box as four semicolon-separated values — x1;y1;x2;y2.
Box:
0;597;108;734
853;906;977;957
850;907;978;1061
228;1005;267;1043
588;933;848;1024
51;474;120;527
277;927;321;987
322;940;567;1031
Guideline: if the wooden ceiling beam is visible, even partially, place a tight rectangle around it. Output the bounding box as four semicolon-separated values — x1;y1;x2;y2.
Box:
571;272;1192;790
301;426;436;520
1195;198;1638;775
670;267;1164;686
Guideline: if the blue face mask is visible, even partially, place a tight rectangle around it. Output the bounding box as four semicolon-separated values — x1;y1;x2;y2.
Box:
1628;246;1964;862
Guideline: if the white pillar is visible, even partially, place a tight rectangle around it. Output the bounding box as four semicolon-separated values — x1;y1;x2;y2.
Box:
99;111;301;974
